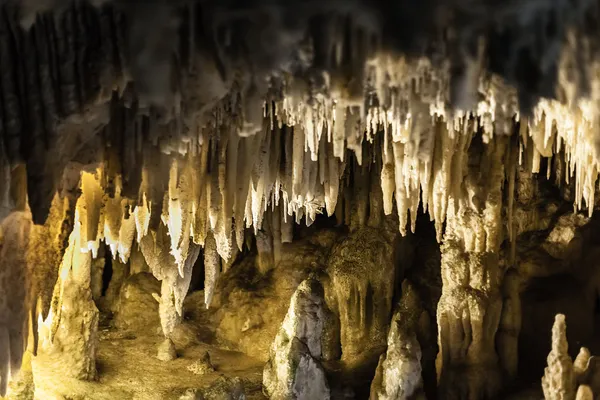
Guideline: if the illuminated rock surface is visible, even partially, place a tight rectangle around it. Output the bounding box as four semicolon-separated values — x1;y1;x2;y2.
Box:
263;277;331;400
4;1;600;399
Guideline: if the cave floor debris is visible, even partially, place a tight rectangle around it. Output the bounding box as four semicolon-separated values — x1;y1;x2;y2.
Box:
32;327;267;400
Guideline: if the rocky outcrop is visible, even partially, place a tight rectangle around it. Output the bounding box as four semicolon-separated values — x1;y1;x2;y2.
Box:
212;228;340;362
113;272;161;332
263;277;331;400
187;352;215;375
327;225;398;363
370;280;427;400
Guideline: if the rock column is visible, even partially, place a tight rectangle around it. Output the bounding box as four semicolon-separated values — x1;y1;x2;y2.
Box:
436;138;509;399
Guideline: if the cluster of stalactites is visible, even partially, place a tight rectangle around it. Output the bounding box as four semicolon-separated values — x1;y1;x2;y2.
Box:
266;51;600;238
69;46;600;282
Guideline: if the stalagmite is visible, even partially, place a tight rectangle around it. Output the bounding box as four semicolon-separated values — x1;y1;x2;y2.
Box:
40;208;99;381
542;314;577;400
140;222;200;337
537;321;600;400
263;277;331;400
575;386;594;400
157;338;177;362
370;280;427;400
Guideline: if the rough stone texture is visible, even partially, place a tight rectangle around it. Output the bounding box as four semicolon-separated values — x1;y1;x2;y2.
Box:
369;280;427;400
39;210;99;382
212;228;340;361
436;138;507;400
113;272;161;332
539;315;600;400
5;3;600;398
50;278;99;380
157;338;177;362
542;214;589;260
327;225;398;363
542;314;577;400
180;376;246;400
0;212;32;396
575;385;593;400
5;349;35;400
574;348;591;383
263;277;331;400
187;352;215;375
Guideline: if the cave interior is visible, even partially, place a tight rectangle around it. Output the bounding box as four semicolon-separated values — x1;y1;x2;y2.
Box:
2;1;600;399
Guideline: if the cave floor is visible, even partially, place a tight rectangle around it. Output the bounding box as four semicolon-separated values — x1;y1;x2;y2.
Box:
31;327;267;400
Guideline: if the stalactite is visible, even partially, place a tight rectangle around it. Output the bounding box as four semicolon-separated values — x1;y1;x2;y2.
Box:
204;231;220;309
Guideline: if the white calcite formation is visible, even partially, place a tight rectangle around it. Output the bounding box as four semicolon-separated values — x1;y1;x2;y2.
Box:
263;277;331;400
542;314;577;400
542;314;600;400
370;280;427;400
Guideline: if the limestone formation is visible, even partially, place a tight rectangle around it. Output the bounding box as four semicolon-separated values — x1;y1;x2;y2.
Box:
40;207;99;381
575;385;593;400
0;212;32;395
5;1;600;399
327;226;398;362
263;277;331;400
436;138;507;400
157;338;177;362
187;352;215;375
370;280;427;400
542;314;577;400
540;315;600;400
212;229;340;362
113;272;161;332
